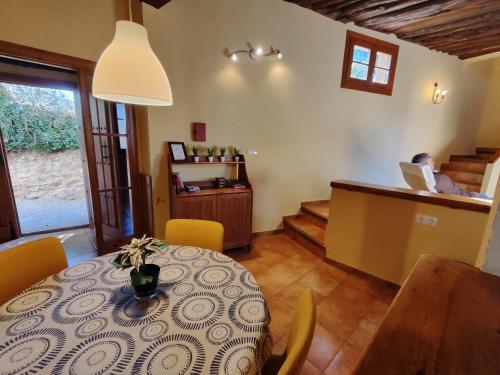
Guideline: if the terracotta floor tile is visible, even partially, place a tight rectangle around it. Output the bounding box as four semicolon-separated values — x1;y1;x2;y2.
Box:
307;322;344;371
324;343;363;375
240;258;271;276
272;258;312;282
254;269;295;297
301;360;322;375
278;282;323;307
267;296;295;339
340;271;397;302
290;251;324;267
346;319;378;351
316;287;374;340
316;262;351;282
365;299;390;325
298;270;340;296
258;251;290;267
271;337;287;356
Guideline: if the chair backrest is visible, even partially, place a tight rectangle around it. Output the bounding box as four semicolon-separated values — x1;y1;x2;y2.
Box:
0;237;67;304
399;162;437;192
278;289;316;375
165;219;224;252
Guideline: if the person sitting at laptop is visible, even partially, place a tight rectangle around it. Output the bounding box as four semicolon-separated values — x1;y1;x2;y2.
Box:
412;153;488;198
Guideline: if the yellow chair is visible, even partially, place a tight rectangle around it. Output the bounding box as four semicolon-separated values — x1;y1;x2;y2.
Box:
263;289;316;375
165;219;224;252
0;237;68;304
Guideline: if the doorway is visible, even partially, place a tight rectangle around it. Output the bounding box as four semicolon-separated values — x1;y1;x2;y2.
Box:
0;40;152;254
0;80;90;235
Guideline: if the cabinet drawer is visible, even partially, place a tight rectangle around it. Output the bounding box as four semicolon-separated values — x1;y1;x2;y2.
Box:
174;195;217;220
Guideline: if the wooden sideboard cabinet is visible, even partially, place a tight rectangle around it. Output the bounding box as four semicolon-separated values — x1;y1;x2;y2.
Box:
168;151;253;251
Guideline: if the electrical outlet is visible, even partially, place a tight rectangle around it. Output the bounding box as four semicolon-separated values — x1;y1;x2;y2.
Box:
416;214;438;226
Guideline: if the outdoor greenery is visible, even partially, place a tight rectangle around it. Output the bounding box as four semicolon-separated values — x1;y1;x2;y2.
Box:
0;83;79;153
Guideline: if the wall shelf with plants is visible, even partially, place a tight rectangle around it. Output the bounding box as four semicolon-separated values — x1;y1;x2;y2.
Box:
166;143;252;251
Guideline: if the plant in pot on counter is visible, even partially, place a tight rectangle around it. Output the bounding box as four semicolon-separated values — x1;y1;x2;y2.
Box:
112;235;168;299
220;146;227;162
192;145;199;162
233;146;241;162
207;146;215;162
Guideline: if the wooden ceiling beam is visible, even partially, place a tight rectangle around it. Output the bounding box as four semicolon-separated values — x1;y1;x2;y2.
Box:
391;0;498;33
357;0;472;29
330;0;429;23
458;45;500;59
284;0;500;59
417;25;500;46
397;9;500;39
428;33;500;51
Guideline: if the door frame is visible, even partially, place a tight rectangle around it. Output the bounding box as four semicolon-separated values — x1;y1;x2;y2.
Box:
0;40;150;250
0;41;96;241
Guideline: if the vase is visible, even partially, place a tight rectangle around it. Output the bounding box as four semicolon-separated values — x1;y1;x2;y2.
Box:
194;156;199;162
234;156;240;162
208;156;214;162
220;156;226;162
130;264;160;299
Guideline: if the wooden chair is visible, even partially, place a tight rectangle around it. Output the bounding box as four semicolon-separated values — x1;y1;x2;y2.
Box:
165;219;224;252
0;237;68;304
263;289;316;375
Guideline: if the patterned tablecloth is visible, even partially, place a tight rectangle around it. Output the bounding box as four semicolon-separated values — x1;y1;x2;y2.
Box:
0;246;271;374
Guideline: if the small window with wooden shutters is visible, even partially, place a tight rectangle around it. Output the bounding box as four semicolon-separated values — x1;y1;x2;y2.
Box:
341;30;399;96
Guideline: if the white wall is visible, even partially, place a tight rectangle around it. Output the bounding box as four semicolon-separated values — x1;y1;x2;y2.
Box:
474;57;500;147
143;0;491;235
0;0;127;61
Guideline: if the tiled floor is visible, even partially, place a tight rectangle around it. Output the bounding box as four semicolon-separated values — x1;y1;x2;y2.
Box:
0;227;98;266
229;233;399;375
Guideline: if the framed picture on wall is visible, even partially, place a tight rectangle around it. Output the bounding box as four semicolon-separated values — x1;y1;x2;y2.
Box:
168;142;188;162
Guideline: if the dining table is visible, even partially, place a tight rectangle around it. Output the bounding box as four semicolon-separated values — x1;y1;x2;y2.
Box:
0;245;272;374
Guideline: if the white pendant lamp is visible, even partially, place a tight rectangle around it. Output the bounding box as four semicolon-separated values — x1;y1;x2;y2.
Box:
92;20;173;106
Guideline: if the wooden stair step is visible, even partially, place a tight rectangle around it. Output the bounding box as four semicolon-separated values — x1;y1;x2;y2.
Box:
450;154;491;161
475;147;499;155
441;170;484;185
455;182;481;193
441;161;487;174
283;214;325;258
449;156;489;163
301;200;329;219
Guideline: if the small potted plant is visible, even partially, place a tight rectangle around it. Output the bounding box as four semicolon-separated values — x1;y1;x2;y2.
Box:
220;146;227;162
112;235;168;299
192;145;199;163
207;146;215;162
233;146;241;162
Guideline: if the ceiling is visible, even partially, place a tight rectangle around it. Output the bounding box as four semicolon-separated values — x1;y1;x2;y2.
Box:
284;0;500;60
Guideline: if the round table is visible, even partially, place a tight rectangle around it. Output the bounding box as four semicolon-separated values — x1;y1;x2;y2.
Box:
0;245;271;374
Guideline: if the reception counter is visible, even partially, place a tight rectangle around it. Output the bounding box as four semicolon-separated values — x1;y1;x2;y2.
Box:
326;180;492;285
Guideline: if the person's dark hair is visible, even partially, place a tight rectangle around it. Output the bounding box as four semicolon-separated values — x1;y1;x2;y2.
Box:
412;153;431;164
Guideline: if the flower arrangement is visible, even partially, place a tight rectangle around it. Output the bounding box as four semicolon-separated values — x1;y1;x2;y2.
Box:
112;235;167;287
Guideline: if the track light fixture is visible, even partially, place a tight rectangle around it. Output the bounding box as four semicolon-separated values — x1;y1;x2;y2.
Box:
224;43;282;62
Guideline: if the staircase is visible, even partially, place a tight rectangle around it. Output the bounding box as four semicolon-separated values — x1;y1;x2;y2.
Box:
440;147;499;193
283;200;329;259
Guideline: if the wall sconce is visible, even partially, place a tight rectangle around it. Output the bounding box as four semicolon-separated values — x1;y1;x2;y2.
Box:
432;82;447;104
224;43;282;62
